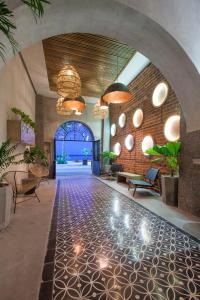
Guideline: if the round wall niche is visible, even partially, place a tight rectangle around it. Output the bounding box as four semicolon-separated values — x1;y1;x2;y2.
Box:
118;113;126;128
133;108;143;128
113;142;121;156
142;135;154;156
110;123;117;136
125;134;134;151
152;82;169;107
164;115;180;141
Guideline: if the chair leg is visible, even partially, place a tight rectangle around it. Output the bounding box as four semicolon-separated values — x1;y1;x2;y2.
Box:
13;195;17;214
133;186;137;197
35;191;40;203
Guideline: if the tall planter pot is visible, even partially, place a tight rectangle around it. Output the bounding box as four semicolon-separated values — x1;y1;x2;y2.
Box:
161;175;179;206
0;185;13;230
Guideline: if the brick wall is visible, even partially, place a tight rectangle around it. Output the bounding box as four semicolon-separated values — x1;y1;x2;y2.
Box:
110;63;180;175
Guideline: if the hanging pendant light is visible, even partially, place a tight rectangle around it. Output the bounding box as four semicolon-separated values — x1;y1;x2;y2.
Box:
93;99;108;119
100;97;109;110
57;64;81;98
102;56;132;104
62;96;86;112
56;97;73;115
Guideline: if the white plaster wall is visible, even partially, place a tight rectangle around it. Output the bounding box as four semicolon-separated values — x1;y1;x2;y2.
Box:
0;54;35;143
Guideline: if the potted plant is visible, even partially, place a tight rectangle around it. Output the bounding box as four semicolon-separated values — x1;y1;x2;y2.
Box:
56;153;69;164
101;151;117;173
82;148;90;165
146;141;181;206
11;107;36;131
0;140;20;229
23;145;48;166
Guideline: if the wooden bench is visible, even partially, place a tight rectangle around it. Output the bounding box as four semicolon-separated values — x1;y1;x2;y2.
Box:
116;172;143;184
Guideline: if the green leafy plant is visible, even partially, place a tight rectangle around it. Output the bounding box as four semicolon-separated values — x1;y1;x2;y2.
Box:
56;153;69;165
24;145;48;166
0;0;50;61
0;139;20;184
82;148;91;160
11;107;36;130
145;141;181;177
101;151;117;165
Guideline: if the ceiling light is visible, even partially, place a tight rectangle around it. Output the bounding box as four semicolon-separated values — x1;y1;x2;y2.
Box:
57;64;81;98
102;83;132;104
63;96;86;112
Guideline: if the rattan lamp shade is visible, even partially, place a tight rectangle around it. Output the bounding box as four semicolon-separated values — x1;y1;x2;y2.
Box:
57;65;81;98
63;96;86;111
102;83;132;104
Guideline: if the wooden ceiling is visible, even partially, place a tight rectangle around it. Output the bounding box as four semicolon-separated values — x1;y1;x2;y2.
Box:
43;33;136;98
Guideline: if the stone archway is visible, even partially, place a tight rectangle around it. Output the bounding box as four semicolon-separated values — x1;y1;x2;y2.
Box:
0;0;200;132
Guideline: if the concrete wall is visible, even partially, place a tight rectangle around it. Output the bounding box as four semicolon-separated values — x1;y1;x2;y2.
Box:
0;54;35;143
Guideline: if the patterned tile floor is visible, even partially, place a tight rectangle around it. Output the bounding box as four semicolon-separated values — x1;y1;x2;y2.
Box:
39;177;200;300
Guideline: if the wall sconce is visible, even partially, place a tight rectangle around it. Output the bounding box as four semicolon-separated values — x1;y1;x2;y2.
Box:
164;115;180;141
110;124;117;136
142;135;154;156
125;134;134;151
133;108;143;128
118;113;126;128
152;82;168;107
113;142;121;156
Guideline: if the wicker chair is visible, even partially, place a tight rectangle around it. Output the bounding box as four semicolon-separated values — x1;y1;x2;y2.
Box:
4;168;42;213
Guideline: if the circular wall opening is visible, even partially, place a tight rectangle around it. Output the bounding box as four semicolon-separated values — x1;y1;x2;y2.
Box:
164;115;180;141
133;108;144;128
113;142;121;156
152;82;169;107
125;134;134;151
142;135;154;156
118;113;126;128
110;123;117;136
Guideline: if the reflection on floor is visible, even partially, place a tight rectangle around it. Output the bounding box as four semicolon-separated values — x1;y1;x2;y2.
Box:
39;176;200;300
56;162;92;177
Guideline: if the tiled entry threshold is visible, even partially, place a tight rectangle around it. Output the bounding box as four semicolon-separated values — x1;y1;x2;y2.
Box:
39;177;200;300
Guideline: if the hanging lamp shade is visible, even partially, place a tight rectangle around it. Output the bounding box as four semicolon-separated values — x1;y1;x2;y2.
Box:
100;97;109;110
93;99;108;119
102;82;132;104
57;65;81;98
56;97;73;115
63;96;86;112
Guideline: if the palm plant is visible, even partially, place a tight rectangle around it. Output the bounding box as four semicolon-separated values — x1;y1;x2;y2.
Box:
0;140;19;184
145;141;181;177
101;151;117;165
0;0;50;61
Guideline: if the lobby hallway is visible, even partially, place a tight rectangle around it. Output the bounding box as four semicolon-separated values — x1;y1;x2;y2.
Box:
39;176;200;300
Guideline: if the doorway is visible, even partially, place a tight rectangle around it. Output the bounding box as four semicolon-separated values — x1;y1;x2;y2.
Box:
54;121;95;177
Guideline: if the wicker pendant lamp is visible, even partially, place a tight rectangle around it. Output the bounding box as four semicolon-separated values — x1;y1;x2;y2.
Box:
102;56;132;104
62;96;86;112
57;64;81;98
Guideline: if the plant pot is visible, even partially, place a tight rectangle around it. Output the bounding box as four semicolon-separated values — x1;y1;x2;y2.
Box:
104;164;111;173
82;159;88;165
0;184;13;230
161;175;178;206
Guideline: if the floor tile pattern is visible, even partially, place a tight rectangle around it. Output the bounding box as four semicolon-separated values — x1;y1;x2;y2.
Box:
40;177;200;300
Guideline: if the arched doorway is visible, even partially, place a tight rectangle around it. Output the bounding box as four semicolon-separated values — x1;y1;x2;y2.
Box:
1;0;200;132
54;121;95;176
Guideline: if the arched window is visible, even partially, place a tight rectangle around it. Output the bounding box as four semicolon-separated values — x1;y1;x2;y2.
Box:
55;121;94;141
